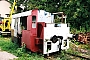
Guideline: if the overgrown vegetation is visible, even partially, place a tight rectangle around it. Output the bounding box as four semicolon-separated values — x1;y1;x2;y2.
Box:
1;0;90;59
0;36;70;60
0;37;44;60
0;36;90;60
71;39;90;51
8;0;90;32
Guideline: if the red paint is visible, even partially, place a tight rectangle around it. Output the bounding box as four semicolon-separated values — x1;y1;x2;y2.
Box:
22;9;45;52
22;30;31;49
37;22;46;39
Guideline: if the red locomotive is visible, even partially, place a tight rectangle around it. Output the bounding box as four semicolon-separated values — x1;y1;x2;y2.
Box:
11;9;73;55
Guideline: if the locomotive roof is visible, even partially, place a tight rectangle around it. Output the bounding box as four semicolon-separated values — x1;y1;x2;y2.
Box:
12;10;32;18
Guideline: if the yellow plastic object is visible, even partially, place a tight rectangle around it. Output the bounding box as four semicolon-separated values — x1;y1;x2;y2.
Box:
0;0;17;33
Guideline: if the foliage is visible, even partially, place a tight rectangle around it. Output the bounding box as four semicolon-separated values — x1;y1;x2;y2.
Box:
0;37;44;60
57;51;70;60
0;37;19;55
8;0;90;31
61;0;90;31
0;37;90;59
8;0;61;12
0;37;69;60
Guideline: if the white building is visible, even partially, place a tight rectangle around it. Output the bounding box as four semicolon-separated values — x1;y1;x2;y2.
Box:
0;0;11;18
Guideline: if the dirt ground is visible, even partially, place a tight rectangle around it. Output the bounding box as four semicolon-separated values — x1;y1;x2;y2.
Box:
0;51;18;60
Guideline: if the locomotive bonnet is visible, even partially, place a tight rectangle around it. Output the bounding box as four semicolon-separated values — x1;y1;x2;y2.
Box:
11;9;73;55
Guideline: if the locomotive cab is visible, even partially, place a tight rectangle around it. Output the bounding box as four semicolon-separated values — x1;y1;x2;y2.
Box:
11;9;73;55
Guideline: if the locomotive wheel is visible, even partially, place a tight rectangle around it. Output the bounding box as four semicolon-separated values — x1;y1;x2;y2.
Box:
50;35;58;43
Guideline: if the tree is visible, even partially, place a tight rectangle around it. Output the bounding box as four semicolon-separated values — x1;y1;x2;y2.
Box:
9;0;61;12
60;0;90;31
9;0;90;31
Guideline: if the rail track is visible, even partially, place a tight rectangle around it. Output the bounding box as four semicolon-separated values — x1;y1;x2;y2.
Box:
45;42;90;60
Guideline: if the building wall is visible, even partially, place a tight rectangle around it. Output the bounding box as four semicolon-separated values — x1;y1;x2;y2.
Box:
0;0;11;18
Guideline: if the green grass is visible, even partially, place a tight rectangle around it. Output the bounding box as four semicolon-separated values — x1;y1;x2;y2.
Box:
0;37;18;54
1;36;89;60
0;37;44;60
0;36;70;60
71;39;90;50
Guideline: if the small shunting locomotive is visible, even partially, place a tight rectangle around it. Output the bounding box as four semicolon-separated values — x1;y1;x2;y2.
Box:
11;9;73;55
